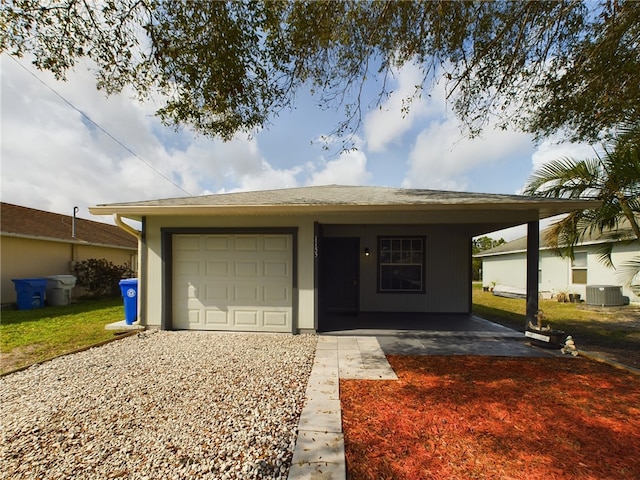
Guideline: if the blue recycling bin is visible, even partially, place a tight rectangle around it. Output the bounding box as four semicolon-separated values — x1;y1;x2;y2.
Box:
119;278;138;325
12;278;47;310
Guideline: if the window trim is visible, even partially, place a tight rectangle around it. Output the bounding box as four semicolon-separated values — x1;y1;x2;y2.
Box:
377;236;426;294
571;251;588;285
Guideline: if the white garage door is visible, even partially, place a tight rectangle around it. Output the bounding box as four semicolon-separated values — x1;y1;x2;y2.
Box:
172;234;292;332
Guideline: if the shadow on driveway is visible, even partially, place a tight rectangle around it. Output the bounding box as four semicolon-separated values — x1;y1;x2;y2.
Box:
321;313;560;357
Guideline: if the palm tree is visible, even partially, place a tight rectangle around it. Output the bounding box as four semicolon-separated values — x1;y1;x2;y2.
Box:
523;123;640;286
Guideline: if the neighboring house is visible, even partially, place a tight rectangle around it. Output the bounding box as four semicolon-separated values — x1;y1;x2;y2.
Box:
89;185;595;333
476;220;640;303
1;203;138;304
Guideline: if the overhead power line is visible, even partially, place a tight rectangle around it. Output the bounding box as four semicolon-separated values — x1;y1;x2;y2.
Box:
8;56;193;197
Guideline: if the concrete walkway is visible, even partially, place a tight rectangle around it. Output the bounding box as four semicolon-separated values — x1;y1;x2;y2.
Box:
288;336;397;479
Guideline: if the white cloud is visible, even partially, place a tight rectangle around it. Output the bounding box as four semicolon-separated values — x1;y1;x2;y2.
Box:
2;56;189;216
363;62;437;153
530;139;594;171
221;159;301;193
1;54;376;224
306;149;372;186
401;118;532;190
1;55;305;219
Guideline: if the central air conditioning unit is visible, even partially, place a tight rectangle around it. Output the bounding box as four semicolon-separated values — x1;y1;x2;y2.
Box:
585;285;624;307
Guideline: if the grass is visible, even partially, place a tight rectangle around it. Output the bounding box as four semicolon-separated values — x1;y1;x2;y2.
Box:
2;284;638;374
472;283;640;368
0;298;127;374
342;355;640;480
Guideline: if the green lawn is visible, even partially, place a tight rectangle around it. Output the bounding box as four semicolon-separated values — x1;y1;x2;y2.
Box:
472;283;640;368
1;298;127;374
2;287;638;375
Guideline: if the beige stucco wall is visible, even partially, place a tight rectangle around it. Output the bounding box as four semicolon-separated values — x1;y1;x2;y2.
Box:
143;214;474;331
1;235;137;303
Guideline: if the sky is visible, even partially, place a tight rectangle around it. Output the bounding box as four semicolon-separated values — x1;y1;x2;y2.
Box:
1;54;595;240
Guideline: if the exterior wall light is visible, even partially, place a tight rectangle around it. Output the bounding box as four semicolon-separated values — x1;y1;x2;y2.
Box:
364;247;370;257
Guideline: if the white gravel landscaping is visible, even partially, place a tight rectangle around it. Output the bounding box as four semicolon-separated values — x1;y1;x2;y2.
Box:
0;331;317;479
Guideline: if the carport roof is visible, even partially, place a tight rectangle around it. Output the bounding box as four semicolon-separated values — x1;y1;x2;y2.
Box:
90;185;598;220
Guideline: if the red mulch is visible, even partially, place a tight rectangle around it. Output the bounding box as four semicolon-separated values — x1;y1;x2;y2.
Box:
341;356;640;480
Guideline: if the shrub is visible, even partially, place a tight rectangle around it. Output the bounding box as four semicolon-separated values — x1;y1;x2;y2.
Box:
74;258;134;297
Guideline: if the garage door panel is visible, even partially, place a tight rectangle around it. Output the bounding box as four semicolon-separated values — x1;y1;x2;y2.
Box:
176;261;200;275
264;285;289;303
176;235;201;251
206;261;229;275
187;309;202;327
264;235;289;251
233;310;259;326
264;261;288;277
234;236;259;251
234;285;260;301
205;236;228;250
205;310;229;326
235;261;259;277
173;282;198;300
263;311;289;328
173;233;292;332
175;298;202;320
205;284;230;301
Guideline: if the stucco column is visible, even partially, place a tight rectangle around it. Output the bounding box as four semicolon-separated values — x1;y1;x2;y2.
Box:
526;220;540;329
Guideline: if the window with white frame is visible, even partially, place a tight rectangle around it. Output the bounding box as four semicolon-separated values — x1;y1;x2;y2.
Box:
378;237;425;293
571;252;587;284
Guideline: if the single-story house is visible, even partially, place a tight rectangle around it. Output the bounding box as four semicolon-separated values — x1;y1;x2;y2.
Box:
476;218;640;304
89;185;597;333
1;203;138;303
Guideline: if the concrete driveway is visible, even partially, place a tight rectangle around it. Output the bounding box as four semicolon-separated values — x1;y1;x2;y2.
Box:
321;314;560;357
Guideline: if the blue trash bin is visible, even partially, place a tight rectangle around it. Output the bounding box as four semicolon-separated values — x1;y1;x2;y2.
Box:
12;278;47;310
119;278;138;325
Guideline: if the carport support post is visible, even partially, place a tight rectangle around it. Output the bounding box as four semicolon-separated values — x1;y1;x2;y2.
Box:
526;220;539;330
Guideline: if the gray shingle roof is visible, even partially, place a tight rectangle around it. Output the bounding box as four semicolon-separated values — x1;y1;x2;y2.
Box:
93;184;596;209
476;216;640;257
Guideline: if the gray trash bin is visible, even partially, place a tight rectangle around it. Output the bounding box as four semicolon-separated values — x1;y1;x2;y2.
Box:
45;275;77;306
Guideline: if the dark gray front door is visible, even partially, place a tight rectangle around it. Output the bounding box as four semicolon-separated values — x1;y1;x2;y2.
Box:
320;237;359;313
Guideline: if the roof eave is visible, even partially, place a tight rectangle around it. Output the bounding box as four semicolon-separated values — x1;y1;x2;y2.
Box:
89;199;599;220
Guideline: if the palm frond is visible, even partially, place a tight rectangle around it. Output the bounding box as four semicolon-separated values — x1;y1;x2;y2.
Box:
523;157;602;199
616;255;640;287
528;126;640;269
544;212;584;258
592;243;615;269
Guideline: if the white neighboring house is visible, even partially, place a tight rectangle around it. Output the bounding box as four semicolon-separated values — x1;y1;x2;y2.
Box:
476;220;640;304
